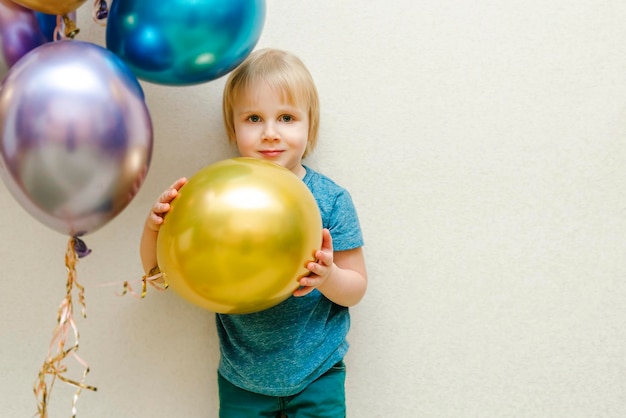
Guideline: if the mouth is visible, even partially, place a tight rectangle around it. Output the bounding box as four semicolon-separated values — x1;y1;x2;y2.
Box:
259;150;284;158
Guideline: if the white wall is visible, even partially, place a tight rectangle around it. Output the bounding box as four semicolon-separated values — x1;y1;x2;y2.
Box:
2;1;626;417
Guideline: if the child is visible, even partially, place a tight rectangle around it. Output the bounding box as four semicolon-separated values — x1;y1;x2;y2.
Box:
139;48;367;417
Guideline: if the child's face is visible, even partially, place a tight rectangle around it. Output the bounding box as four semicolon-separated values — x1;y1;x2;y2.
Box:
232;81;309;178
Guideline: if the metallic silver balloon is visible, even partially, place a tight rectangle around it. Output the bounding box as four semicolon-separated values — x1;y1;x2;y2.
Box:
0;40;153;236
0;0;48;78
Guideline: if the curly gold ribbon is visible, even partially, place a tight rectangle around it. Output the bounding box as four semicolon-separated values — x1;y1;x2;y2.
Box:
118;266;169;299
33;237;97;418
51;15;80;41
62;15;80;39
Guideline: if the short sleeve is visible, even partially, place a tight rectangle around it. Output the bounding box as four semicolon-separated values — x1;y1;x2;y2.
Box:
327;189;364;251
303;165;364;252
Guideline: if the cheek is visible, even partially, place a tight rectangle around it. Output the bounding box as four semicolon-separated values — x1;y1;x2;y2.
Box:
283;123;307;137
235;140;255;158
295;126;310;148
234;124;257;141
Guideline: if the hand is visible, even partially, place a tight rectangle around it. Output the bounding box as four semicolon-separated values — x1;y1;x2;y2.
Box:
145;177;187;232
294;228;335;297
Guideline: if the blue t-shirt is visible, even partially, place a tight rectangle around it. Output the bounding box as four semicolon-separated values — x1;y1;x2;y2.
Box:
216;165;364;397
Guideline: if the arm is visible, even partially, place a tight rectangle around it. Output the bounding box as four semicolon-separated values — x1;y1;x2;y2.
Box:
293;228;368;307
139;177;187;273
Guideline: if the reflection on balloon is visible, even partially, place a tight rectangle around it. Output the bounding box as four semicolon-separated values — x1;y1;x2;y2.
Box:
10;0;86;16
0;40;153;236
157;158;322;314
106;0;266;85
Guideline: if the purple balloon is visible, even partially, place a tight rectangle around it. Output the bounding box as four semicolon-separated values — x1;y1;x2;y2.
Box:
0;40;153;236
0;0;48;77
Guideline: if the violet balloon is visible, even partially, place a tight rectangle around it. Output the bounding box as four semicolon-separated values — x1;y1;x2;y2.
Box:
0;0;48;78
0;40;153;236
106;0;266;85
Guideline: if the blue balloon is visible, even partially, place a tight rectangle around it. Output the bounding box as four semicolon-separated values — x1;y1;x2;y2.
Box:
106;0;266;86
35;13;58;41
34;13;54;42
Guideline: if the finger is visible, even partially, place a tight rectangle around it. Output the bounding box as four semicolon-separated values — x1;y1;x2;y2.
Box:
149;211;165;225
145;210;165;232
321;228;333;252
307;261;319;273
152;201;170;215
159;188;177;203
171;177;187;190
159;178;187;203
293;285;315;297
315;250;333;267
300;276;313;287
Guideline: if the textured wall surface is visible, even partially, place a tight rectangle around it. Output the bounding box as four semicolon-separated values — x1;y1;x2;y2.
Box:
2;1;626;417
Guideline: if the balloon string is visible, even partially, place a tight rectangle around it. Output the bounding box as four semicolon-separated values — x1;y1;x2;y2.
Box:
98;267;169;299
33;237;97;418
53;15;62;41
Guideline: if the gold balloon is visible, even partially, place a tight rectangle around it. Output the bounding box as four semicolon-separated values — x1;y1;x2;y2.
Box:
11;0;86;15
157;158;322;314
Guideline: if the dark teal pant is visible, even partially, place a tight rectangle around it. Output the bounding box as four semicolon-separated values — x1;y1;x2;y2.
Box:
218;361;346;418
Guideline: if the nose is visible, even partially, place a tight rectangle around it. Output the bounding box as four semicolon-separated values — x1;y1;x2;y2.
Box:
262;122;279;141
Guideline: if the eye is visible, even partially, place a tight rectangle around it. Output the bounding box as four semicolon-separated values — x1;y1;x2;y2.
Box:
247;115;261;123
279;114;293;122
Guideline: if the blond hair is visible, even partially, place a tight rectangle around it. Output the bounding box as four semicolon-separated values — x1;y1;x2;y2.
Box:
223;48;320;157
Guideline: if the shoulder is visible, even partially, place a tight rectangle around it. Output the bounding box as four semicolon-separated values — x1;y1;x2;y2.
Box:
302;166;354;215
302;165;342;189
302;166;364;250
302;165;348;197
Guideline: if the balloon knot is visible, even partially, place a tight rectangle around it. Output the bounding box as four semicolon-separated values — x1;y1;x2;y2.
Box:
72;237;92;258
94;0;109;20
